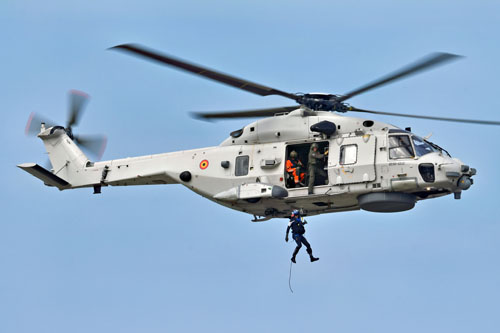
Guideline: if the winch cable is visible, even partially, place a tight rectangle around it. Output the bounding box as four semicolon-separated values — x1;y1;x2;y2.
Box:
288;261;294;293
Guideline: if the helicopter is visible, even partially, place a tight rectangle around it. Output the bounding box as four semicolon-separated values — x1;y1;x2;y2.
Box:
18;44;500;222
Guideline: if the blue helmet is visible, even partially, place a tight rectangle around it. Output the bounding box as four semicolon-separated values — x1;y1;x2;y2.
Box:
291;209;300;217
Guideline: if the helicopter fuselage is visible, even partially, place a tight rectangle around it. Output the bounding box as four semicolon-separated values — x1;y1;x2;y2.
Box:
19;109;475;220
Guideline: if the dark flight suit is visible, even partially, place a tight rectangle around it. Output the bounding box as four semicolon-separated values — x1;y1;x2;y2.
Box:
307;147;327;194
286;216;319;263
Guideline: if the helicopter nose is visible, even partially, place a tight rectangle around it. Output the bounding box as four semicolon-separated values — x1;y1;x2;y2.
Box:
458;166;476;189
457;175;472;190
440;160;476;194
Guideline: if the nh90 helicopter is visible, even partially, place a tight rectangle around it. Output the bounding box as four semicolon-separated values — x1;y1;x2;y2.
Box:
19;44;500;221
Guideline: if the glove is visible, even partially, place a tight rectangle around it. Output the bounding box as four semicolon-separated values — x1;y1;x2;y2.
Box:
285;236;289;242
325;150;329;155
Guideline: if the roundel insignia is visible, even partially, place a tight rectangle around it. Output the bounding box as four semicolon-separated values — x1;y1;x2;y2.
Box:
199;159;209;170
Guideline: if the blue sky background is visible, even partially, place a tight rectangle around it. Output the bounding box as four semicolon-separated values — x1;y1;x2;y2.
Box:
1;1;500;332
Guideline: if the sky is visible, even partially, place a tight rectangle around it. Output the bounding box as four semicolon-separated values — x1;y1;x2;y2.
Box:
1;1;500;332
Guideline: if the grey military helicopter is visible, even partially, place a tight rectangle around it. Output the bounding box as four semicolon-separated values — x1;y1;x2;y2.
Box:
19;44;500;221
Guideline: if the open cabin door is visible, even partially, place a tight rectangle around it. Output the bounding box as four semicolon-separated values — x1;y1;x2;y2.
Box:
284;141;329;190
329;134;377;185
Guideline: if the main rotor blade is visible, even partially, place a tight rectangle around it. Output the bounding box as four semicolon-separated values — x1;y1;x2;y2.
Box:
192;106;298;120
67;90;90;128
25;112;57;136
74;134;107;160
339;53;463;102
348;106;500;126
110;44;298;100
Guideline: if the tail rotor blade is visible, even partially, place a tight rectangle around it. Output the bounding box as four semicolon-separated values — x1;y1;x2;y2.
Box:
74;134;107;160
25;112;57;136
67;90;90;128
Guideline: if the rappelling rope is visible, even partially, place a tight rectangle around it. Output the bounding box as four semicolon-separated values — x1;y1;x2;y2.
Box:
288;260;294;293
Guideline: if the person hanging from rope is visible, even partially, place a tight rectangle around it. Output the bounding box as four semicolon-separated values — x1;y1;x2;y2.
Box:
285;209;319;263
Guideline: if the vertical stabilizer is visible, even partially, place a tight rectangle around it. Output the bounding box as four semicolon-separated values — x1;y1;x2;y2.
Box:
38;125;89;183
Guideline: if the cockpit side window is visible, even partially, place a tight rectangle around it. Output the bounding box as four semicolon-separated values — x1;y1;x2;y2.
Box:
389;135;414;159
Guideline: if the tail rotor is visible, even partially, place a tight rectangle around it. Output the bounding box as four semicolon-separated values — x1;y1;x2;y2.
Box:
25;90;107;160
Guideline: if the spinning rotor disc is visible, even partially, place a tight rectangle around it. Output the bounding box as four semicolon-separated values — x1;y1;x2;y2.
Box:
111;43;500;126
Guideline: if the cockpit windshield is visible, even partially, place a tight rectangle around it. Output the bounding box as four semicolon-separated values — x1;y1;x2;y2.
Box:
412;136;438;157
389;134;450;159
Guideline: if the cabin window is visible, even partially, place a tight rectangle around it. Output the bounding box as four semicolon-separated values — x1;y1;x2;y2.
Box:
235;155;249;176
340;144;357;165
389;135;414;159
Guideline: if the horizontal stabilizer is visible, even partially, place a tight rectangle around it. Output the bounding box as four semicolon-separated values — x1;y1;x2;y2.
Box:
17;163;70;190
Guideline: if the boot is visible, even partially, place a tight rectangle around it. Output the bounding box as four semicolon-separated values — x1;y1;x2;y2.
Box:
307;248;319;262
291;247;300;264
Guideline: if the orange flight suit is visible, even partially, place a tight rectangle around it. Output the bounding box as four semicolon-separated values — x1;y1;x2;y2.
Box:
286;158;305;184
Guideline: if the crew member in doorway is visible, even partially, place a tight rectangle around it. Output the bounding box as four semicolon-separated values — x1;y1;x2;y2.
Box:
286;150;305;187
308;143;328;194
285;209;319;263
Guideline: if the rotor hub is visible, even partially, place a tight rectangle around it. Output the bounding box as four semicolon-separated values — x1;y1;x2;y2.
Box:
297;94;349;112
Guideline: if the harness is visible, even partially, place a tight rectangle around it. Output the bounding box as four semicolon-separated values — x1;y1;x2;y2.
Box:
290;217;305;235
